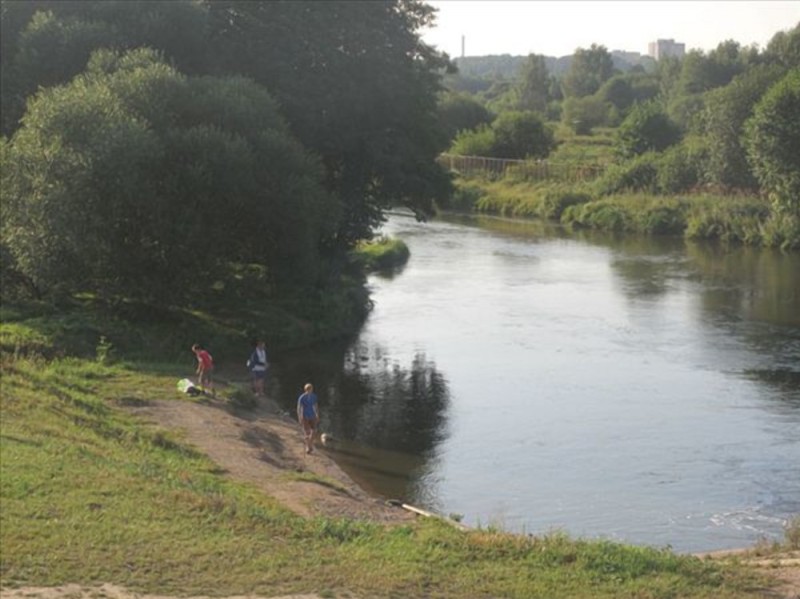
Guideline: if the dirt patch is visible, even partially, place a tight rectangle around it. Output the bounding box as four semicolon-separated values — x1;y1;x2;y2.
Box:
697;549;800;599
124;391;412;524
0;584;330;599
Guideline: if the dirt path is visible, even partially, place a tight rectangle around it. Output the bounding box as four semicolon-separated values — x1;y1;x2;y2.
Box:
124;391;413;524
696;549;800;599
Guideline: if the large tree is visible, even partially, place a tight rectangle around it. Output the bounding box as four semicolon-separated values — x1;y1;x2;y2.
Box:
1;49;335;301
615;101;681;158
515;53;550;113
204;0;452;244
744;69;800;215
561;44;615;98
1;0;452;250
701;64;786;190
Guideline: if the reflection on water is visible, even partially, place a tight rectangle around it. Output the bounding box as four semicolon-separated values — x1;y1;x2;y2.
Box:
269;341;450;500
271;213;800;552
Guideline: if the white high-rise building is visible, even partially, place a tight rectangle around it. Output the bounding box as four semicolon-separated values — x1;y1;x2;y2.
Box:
648;39;686;60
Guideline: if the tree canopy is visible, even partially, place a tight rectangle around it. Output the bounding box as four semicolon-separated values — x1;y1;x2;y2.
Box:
1;49;335;302
744;69;800;214
1;0;453;302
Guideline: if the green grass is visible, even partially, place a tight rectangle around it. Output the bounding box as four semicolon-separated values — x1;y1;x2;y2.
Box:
351;235;410;273
449;176;799;250
549;126;617;166
0;352;775;598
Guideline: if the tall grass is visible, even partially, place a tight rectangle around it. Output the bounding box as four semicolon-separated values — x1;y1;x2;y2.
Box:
449;175;798;250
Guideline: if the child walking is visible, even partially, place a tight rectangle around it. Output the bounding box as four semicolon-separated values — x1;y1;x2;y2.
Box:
296;383;319;454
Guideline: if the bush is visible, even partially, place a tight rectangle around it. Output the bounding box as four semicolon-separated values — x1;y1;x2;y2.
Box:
450;124;495;156
655;138;710;194
636;204;686;234
760;214;800;250
539;188;593;219
744;69;800;215
441;183;486;211
616;101;682;158
1;48;335;303
595;153;660;195
562;201;632;231
562;95;610;135
685;197;771;244
352;236;410;272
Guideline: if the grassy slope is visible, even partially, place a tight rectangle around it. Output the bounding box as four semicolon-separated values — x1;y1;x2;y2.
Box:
0;315;775;598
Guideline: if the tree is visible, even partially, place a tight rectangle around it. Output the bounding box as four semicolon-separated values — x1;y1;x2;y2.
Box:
491;111;554;159
449;111;555;160
598;75;635;113
0;0;210;135
0;49;335;301
561;95;610;134
205;0;452;245
701;64;785;190
615;101;681;158
744;69;800;215
2;0;452;248
561;44;615;97
437;92;492;142
676;41;748;96
515;53;550;113
763;22;800;68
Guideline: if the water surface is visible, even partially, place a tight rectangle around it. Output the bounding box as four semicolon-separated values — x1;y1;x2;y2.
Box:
271;213;800;553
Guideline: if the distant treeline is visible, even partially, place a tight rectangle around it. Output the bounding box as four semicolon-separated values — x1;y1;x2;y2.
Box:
453;51;656;81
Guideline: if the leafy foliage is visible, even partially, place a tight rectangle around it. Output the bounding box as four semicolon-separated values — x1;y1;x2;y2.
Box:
437;92;493;142
561;44;615;98
561;95;610;134
450;111;555;159
615;101;681;158
1;49;334;302
204;0;452;243
515;53;551;112
701;64;786;189
744;68;800;215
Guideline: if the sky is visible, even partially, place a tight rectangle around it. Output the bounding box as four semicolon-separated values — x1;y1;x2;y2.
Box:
421;1;800;58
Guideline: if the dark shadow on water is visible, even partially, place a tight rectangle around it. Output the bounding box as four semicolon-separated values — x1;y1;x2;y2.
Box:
266;339;451;499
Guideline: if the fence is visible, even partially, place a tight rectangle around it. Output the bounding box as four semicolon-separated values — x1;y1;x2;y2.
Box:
437;153;606;183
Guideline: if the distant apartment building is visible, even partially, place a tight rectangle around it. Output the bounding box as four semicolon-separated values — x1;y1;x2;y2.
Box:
648;39;686;60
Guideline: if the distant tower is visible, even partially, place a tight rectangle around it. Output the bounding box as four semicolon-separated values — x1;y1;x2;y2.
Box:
461;35;465;58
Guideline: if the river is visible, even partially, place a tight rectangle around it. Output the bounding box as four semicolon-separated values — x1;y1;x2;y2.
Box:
270;212;800;553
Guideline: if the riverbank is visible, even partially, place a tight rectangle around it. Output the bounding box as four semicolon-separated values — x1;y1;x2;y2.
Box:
3;350;794;598
444;176;800;250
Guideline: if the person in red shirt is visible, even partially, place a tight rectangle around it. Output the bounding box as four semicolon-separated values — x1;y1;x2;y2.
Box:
191;343;214;396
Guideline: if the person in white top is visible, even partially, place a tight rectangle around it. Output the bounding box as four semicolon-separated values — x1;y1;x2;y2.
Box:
247;339;269;396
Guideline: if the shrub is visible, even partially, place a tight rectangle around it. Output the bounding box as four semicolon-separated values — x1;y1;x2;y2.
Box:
539;188;593;219
655;138;710;194
562;201;632;231
616;101;682;158
595;153;660;195
636;204;686;234
450;124;495;156
442;183;486;211
352;236;410;272
491;111;555;159
744;69;800;215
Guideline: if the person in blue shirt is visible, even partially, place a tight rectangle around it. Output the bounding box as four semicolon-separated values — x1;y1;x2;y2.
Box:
296;383;320;454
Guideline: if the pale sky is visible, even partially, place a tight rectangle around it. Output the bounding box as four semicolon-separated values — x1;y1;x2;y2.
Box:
422;1;800;58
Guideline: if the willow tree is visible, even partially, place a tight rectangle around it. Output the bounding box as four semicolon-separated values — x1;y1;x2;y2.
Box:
1;49;336;302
